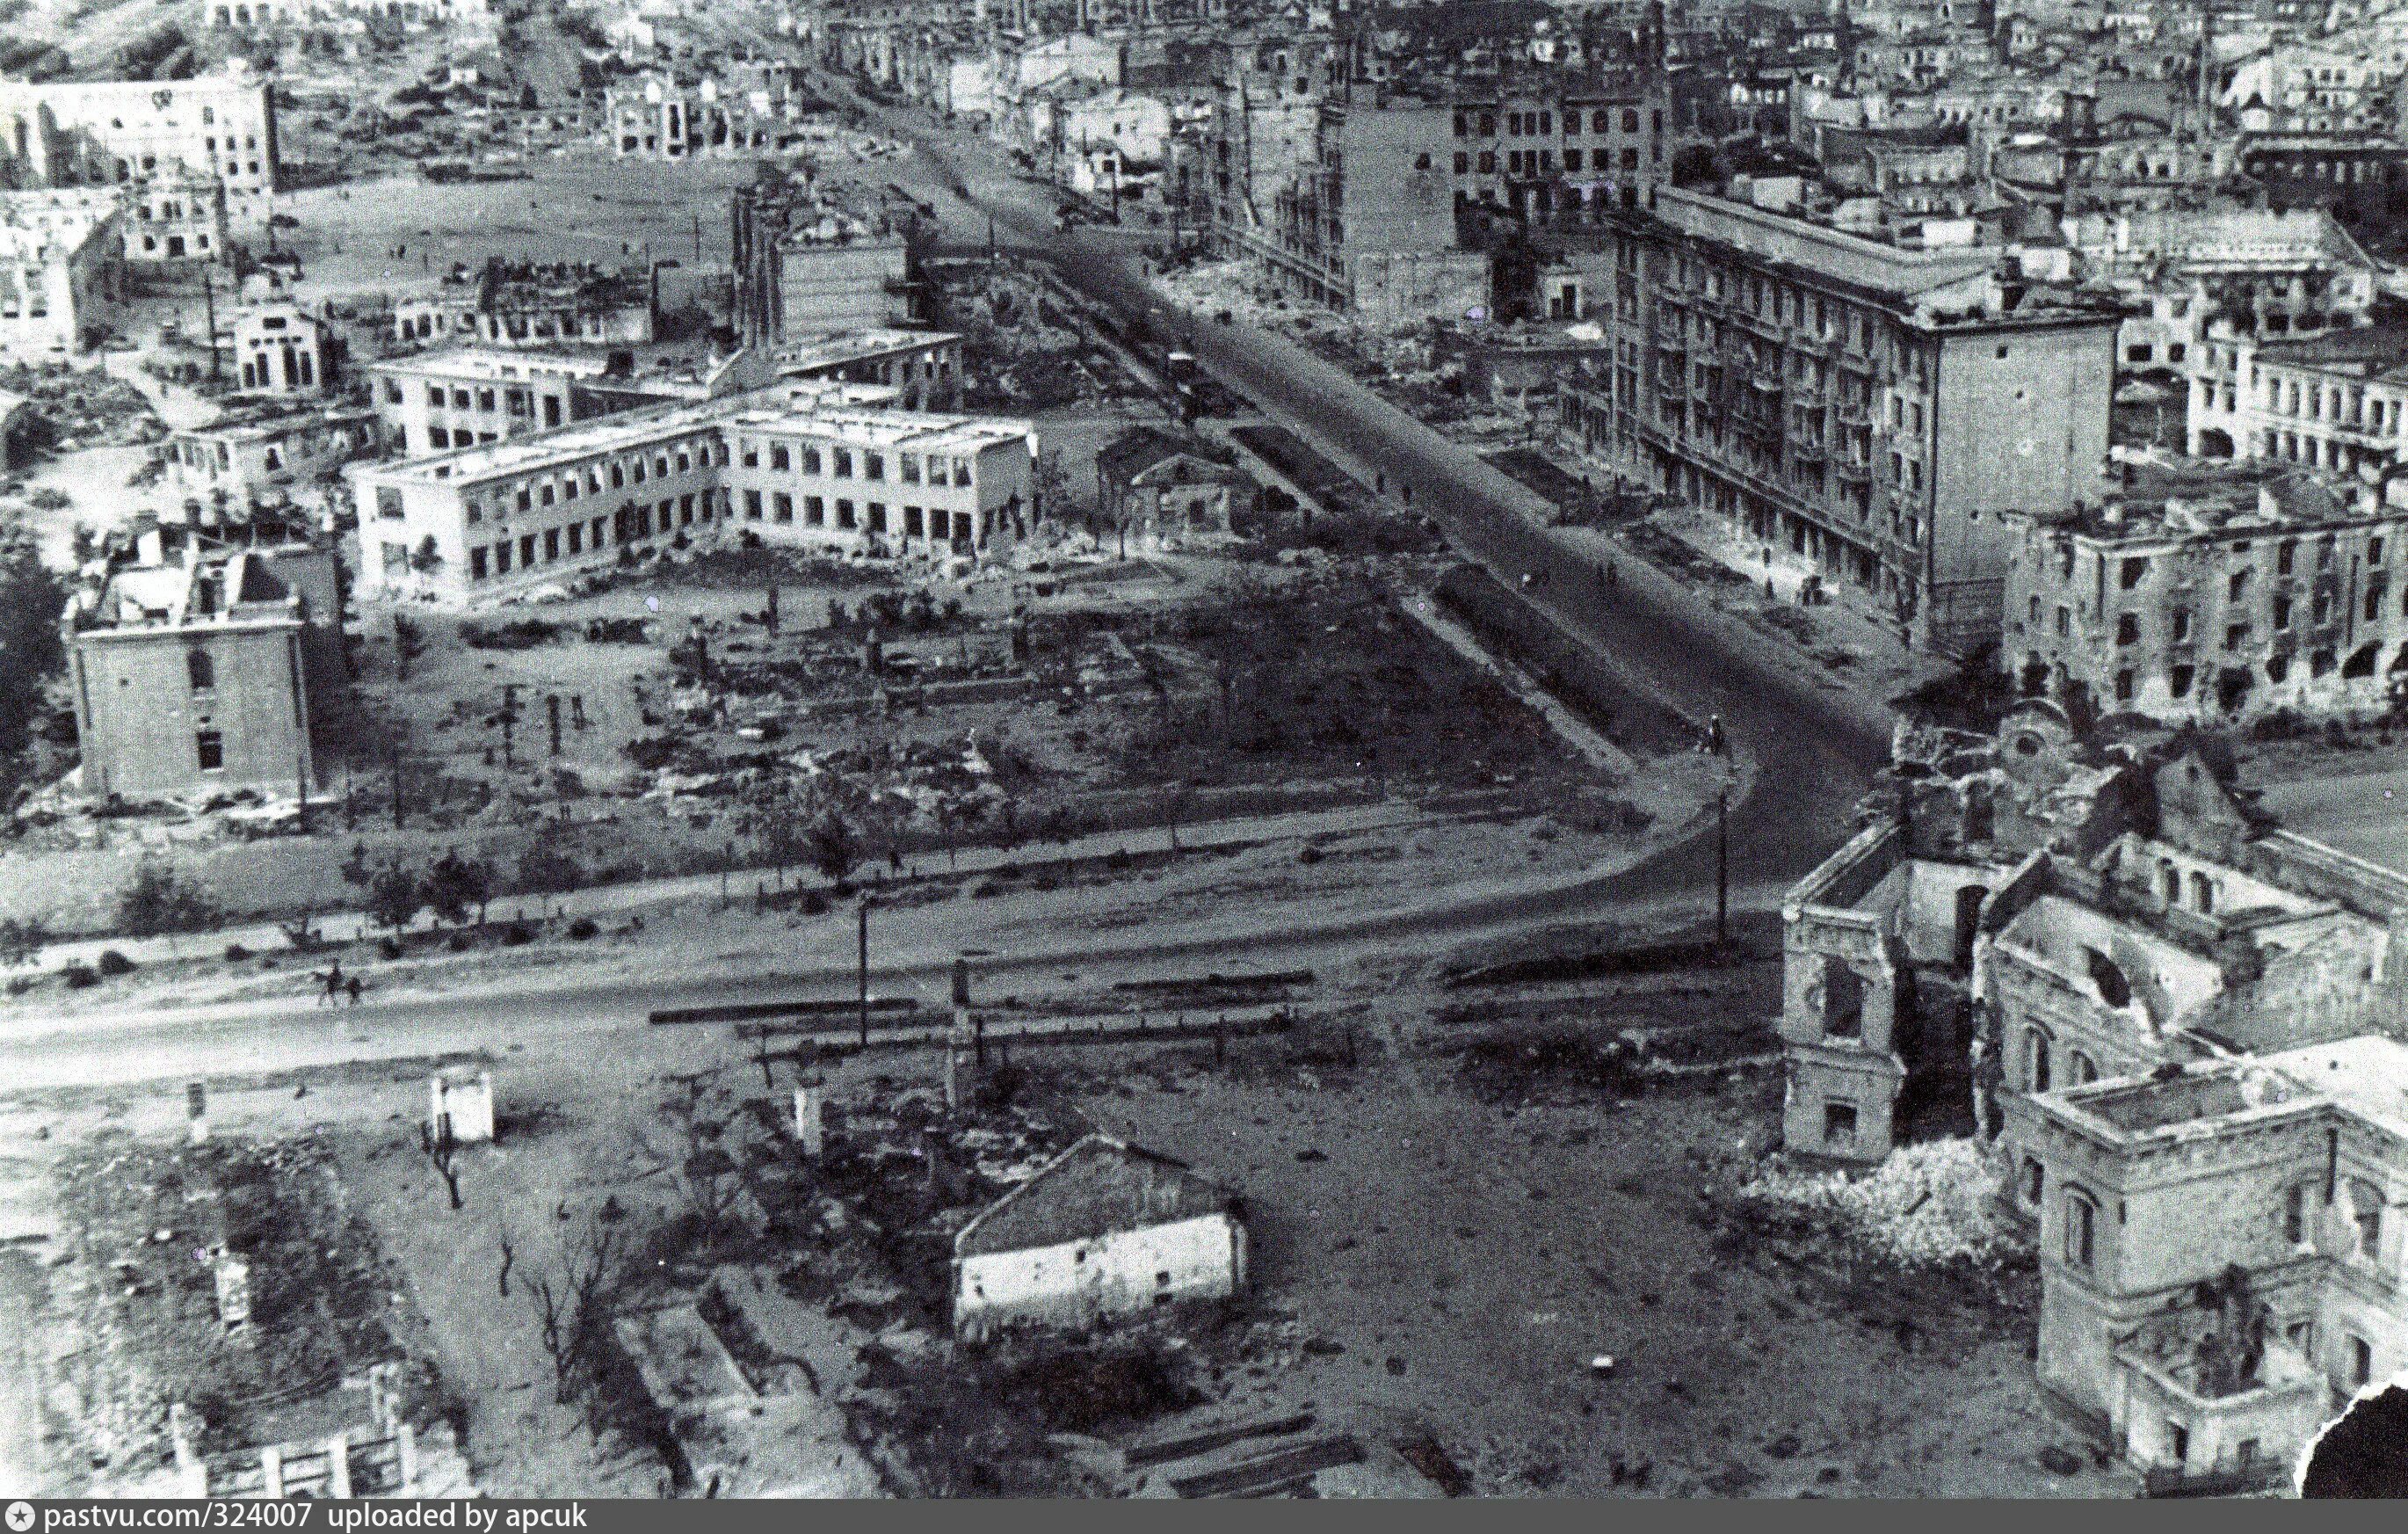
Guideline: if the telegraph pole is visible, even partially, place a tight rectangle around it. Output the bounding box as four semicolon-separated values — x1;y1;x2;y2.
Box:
856;898;872;1047
201;265;221;384
1715;783;1730;945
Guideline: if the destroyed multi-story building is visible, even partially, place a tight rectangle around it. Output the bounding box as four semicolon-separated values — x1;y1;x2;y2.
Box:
165;400;376;512
2001;460;2408;724
729;167;918;347
0;187;120;359
2013;1036;2408;1485
391;261;656;351
1565;179;2121;653
366;348;619;454
62;539;346;801
2191;324;2408;479
347;382;1035;600
2055;209;2385;398
604;69;800;160
0;75;278;225
1781;705;2408;1174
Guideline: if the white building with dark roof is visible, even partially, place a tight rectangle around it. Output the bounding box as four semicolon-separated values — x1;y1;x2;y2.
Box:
951;1133;1246;1341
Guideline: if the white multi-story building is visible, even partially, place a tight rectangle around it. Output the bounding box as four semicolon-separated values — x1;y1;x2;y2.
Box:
365;348;617;454
0;188;121;359
2190;324;2408;478
0;76;278;222
348;383;1037;600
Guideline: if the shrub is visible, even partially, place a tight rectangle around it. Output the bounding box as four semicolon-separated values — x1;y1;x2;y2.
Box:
501;921;534;946
566;916;598;940
61;963;98;989
223;942;251;963
95;949;134;977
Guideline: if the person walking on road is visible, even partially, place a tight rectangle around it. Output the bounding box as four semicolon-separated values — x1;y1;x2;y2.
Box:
316;958;343;1007
345;976;364;1007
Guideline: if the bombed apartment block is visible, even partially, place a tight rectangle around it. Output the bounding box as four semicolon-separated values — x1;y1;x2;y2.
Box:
348;384;1034;600
62;542;346;802
951;1134;1247;1341
730;166;918;347
1565;184;2121;657
1781;704;2408;1167
2002;459;2408;725
2011;1036;2408;1487
391;260;656;351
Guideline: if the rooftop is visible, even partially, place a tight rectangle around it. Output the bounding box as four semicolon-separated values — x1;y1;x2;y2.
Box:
2253;324;2408;384
354;386;1030;488
2021;459;2372;541
366;347;616;382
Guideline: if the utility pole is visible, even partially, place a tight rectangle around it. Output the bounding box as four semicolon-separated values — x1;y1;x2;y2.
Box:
547;693;562;757
1715;783;1730;945
201;265;221;384
693;212;702;263
857;898;872;1047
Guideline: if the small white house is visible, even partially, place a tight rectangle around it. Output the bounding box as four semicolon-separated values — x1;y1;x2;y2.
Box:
951;1134;1245;1341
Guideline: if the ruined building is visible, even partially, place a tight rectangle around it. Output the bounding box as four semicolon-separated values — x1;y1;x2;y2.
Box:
63;541;346;801
2001;460;2408;726
1781;704;2408;1168
729;167;917;349
2013;1036;2408;1486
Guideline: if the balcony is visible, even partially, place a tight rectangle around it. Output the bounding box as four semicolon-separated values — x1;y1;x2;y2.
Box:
1790;383;1826;411
1751;368;1784;394
1792;438;1828;464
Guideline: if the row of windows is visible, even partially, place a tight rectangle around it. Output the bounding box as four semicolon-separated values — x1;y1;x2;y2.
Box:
736;438;975;487
464;492;714;580
482;439;722;520
737;489;980;542
1452;106;1651;138
1458;147;1644;176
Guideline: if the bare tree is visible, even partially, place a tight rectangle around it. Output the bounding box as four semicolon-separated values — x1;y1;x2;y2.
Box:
635;1068;744;1232
524;1214;622;1407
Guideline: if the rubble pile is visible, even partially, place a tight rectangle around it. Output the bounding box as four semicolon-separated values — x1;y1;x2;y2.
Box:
0;365;167;454
48;1133;423;1470
1730;1138;2025;1271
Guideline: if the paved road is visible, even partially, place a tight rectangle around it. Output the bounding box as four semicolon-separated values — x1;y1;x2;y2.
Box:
856;83;1891;889
0;92;1891;1095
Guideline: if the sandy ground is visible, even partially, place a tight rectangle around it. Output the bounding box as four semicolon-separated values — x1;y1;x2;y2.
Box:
0;905;2133;1498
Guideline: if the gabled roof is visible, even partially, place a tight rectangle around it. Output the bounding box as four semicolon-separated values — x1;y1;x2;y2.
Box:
954;1133;1238;1257
1094;426;1234;485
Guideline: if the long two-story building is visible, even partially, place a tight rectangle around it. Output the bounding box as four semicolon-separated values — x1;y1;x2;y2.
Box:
348;383;1034;601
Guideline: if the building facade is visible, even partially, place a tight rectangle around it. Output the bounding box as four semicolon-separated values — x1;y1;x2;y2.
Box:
0;76;277;222
366;348;616;455
348;384;1035;601
1567;185;2120;654
2001;463;2408;724
951;1135;1247;1341
231;303;331;395
0;188;120;359
2013;1039;2408;1483
63;543;342;801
